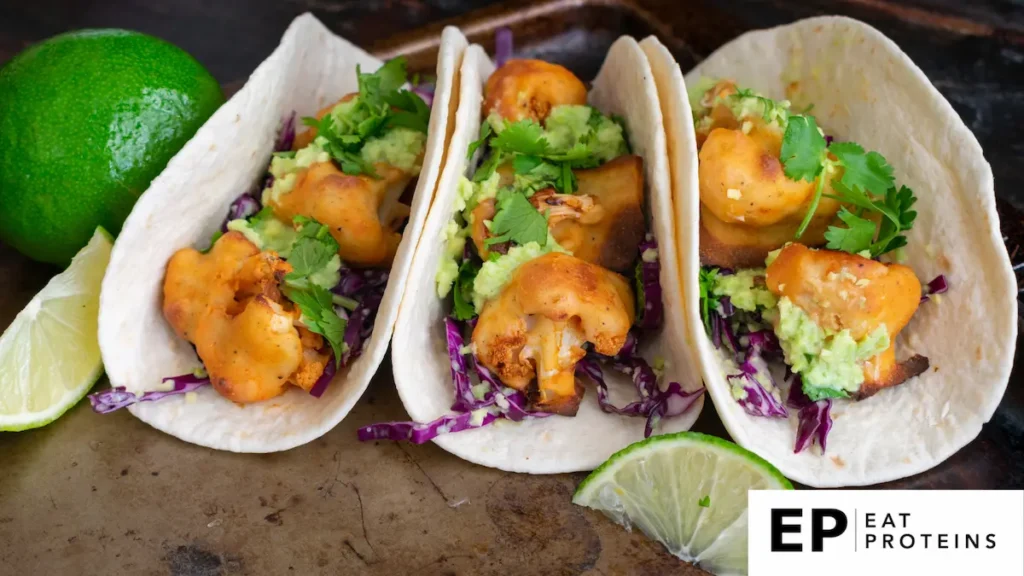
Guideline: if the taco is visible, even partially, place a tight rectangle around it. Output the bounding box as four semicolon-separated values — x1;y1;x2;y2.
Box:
642;17;1017;486
361;33;704;473
92;15;467;452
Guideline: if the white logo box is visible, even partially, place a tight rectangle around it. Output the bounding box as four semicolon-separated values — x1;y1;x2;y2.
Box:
749;490;1023;575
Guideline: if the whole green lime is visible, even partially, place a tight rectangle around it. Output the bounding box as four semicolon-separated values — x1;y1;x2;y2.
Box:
0;29;224;266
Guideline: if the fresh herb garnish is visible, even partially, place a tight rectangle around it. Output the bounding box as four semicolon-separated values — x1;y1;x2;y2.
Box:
780;114;916;257
285;284;347;368
484;192;549;247
452;259;480;321
300;56;428;178
284;217;340;284
278;216;347;368
466;121;493;161
699;267;721;336
698;495;711;508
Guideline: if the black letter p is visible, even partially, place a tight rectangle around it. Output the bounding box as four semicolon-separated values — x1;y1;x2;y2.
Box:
811;508;848;552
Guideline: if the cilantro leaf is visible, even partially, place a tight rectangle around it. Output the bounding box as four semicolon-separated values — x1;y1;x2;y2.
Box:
829;142;894;196
871;185;917;256
780;115;827;182
490;120;549;156
485;193;548;247
698;495;711;508
452;260;480;321
824;208;876;254
513;154;544;174
284;217;341;285
556;161;577;194
466;121;492;160
384;89;431;133
472;150;504;183
698;267;720;336
372;57;409;95
285;285;347;367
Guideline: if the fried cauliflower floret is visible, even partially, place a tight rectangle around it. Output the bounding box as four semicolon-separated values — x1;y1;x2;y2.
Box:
162;232;330;403
766;244;927;397
697;126;843;268
483;59;588;124
470;156;645;271
473;253;635;415
269;161;411;268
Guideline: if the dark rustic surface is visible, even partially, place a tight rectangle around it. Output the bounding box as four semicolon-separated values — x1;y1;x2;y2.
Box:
1;1;1022;575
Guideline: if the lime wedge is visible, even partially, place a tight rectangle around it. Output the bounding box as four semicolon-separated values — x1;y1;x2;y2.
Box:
572;431;792;575
0;227;112;431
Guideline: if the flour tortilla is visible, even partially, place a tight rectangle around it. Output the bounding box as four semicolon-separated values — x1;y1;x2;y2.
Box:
391;38;704;474
96;14;467;452
644;17;1017;486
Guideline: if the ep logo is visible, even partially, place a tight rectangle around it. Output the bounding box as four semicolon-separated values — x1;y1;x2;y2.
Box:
771;508;848;552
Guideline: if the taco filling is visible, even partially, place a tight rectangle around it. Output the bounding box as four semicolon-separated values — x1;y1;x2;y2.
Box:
90;58;431;411
360;51;701;444
691;79;945;453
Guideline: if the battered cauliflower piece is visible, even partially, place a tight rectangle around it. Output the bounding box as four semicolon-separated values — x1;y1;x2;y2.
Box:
484;59;588;124
697;125;842;269
766;244;927;397
473;252;635;415
162;231;330;403
469;156;645;271
269;161;411;268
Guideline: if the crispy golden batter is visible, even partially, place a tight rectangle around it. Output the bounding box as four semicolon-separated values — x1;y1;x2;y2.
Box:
269;161;411;268
695;81;843;268
765;244;925;395
470;156;645;271
483;59;587;124
162;232;330;403
473;253;634;415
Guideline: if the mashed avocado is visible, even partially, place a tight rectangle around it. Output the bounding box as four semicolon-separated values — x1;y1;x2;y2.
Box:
263;142;330;204
309;254;342;290
361;127;426;175
773;297;890;400
472;234;568;311
436;219;469;298
544;105;628;162
457;172;501;219
485;105;628;164
689;78;792;131
712;269;777;311
227;213;298;258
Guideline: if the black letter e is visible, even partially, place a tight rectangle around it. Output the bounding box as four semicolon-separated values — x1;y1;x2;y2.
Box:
771;509;802;552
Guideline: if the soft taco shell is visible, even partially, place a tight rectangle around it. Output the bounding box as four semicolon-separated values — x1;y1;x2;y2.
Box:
96;14;467;452
390;38;703;474
645;16;1017;486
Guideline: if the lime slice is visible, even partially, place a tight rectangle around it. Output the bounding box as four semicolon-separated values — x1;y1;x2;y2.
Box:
572;431;792;575
0;227;112;431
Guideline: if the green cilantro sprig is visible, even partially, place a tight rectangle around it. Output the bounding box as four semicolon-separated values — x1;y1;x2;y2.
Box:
300;57;429;179
698;267;721;336
780;115;916;257
452;260;480;321
280;216;347;368
485;191;549;248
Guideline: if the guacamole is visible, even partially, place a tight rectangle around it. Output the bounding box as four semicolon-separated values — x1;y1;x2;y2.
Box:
712;269;777;311
227;213;298;257
361;127;426;174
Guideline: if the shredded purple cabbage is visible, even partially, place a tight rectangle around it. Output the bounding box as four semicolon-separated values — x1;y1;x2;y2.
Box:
357;410;498;443
635;234;664;330
920;274;948;302
88;372;210;414
412;84;434;107
576;339;705;438
446;317;479;412
308;353;337;398
494;27;513;67
275;111;296;152
786;372;833;454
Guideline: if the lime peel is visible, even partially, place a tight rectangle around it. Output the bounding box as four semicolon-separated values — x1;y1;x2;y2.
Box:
573;431;792;575
0;227;112;431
